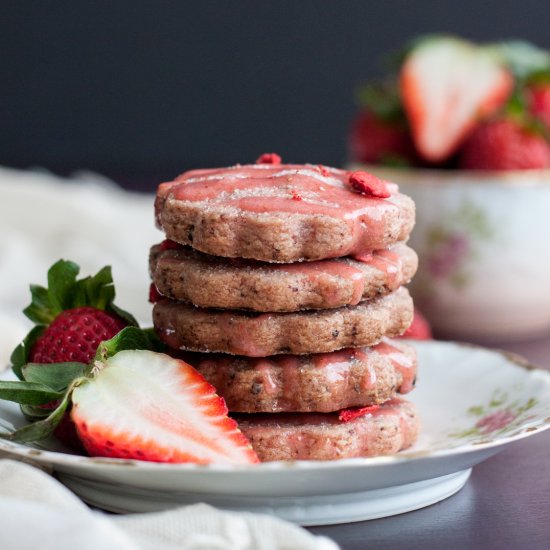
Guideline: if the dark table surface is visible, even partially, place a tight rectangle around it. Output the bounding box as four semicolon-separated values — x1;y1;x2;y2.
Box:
310;336;550;550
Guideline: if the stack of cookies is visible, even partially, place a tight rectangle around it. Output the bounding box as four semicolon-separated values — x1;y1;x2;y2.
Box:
151;155;421;461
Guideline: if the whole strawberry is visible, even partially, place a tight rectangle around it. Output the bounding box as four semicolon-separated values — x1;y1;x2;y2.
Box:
10;260;137;449
12;260;137;377
349;80;417;166
349;110;416;166
459;117;550;170
528;81;550;129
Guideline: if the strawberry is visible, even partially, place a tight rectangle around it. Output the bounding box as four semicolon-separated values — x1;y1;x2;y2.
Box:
527;82;550;129
459;117;550;170
9;260;137;449
400;36;513;162
350;80;417;166
30;307;127;364
0;343;258;464
11;260;137;379
399;308;432;340
71;350;259;464
349;111;416;166
347;170;391;198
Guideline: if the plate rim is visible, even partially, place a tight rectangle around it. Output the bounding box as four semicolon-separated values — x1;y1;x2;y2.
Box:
1;340;550;474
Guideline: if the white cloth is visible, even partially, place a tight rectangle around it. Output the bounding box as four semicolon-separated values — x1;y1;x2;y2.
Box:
0;168;339;550
0;166;160;369
0;460;338;550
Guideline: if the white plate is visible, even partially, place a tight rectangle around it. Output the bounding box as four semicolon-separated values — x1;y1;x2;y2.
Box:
1;341;549;525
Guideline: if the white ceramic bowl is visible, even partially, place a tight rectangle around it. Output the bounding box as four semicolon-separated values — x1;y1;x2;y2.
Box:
364;166;550;342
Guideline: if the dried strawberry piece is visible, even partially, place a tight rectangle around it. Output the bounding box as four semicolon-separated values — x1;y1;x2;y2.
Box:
255;153;282;165
317;164;330;177
149;283;163;304
159;239;183;251
291;190;303;201
347;171;391;198
339;405;380;422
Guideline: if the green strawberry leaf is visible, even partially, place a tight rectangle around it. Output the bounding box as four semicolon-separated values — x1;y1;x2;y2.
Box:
47;259;80;313
21;260;138;331
23;285;55;325
0;381;63;405
20;404;53;421
0;387;72;443
379;153;412;168
526;69;550;86
356;80;406;123
11;326;46;380
108;302;139;327
487;40;550;80
94;326;166;363
13;259;140;378
72;266;114;310
22;362;91;392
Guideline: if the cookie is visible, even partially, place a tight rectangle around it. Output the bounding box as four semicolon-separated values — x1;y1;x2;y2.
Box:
189;339;417;413
155;163;415;262
150;242;417;312
153;286;413;356
234;398;420;461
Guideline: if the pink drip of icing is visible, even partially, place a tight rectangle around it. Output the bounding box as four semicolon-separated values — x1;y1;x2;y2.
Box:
272;261;365;306
353;248;402;288
374;341;416;394
254;360;279;396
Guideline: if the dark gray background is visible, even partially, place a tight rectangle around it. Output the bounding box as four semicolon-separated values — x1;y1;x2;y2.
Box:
2;1;549;190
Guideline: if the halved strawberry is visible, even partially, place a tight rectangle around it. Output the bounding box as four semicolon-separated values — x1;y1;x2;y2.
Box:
400;36;513;162
71;350;259;464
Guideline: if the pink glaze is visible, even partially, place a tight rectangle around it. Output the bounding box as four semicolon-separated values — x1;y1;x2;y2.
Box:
375;340;416;393
273;261;365;306
157;164;403;256
254;360;279;396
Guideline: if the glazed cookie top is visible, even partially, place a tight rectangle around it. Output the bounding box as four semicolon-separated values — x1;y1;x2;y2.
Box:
155;156;415;262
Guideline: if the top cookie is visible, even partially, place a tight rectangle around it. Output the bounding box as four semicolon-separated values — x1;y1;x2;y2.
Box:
155;161;415;262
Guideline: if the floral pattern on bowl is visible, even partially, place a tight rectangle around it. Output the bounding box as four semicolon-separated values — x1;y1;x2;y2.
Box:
423;200;494;290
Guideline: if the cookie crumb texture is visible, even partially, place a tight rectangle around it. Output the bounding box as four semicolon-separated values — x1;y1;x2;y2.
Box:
234;398;420;461
155;164;415;262
153;287;413;356
150;242;417;312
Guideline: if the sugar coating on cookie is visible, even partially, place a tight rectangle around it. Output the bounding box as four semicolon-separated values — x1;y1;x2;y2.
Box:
155;163;415;262
153;287;414;356
150;242;418;312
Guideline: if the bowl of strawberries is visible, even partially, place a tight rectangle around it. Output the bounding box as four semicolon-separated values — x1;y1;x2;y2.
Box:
350;36;550;342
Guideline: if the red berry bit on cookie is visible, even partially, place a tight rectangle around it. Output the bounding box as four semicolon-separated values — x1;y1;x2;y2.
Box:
255;152;282;164
348;171;391;198
339;404;380;423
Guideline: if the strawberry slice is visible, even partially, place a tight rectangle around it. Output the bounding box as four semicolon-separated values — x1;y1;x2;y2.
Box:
400;36;513;162
71;350;259;465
